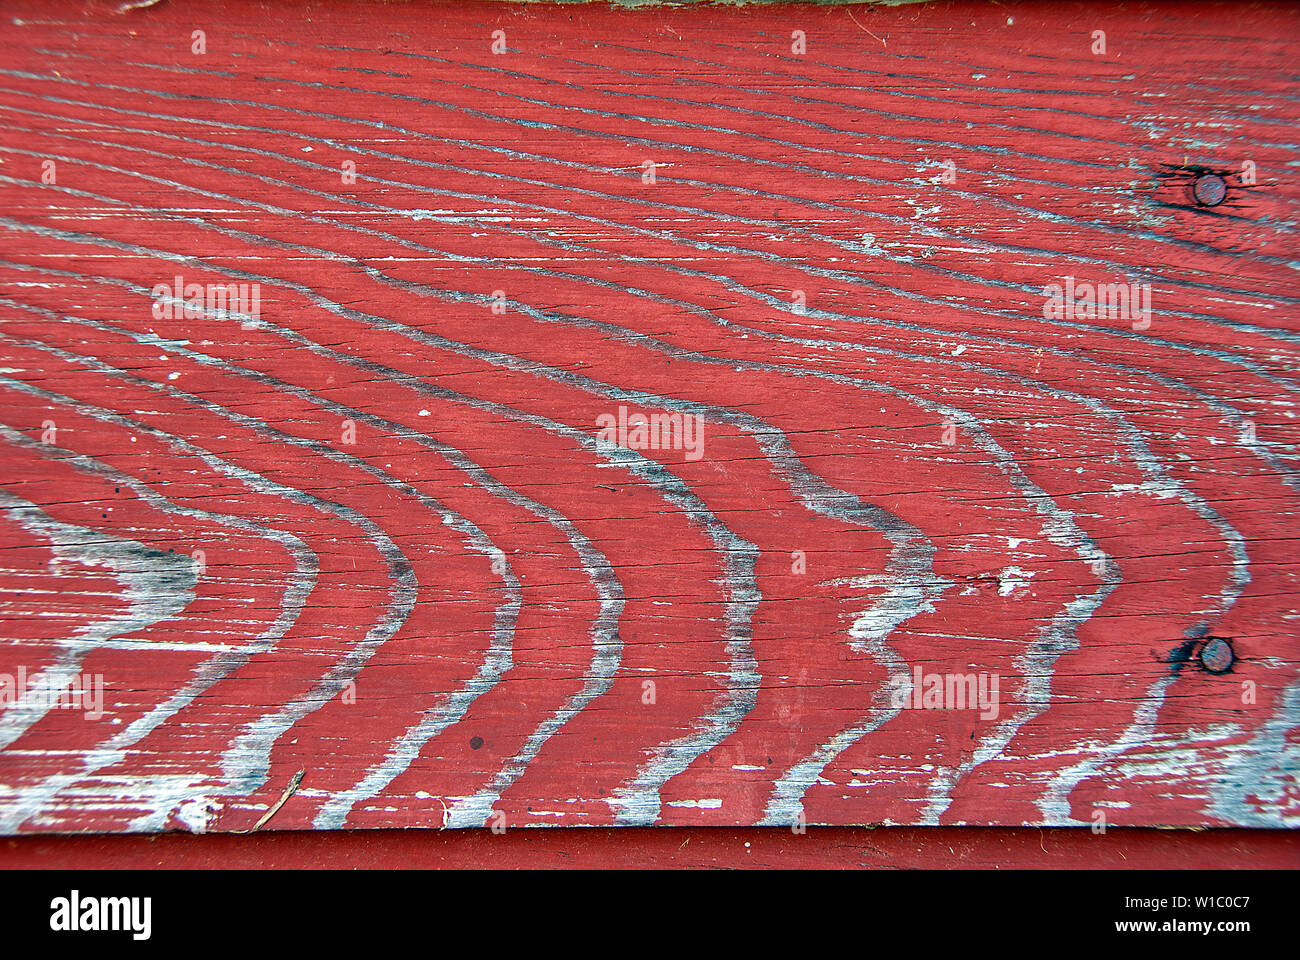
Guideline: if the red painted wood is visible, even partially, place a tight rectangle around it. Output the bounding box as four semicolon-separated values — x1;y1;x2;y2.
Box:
0;0;1296;834
5;827;1298;871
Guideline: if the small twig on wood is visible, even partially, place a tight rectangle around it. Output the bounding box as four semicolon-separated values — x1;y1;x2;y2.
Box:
847;9;886;48
237;769;306;834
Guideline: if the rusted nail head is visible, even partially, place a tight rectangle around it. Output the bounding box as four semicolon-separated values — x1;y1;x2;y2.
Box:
1198;637;1234;673
1192;174;1227;207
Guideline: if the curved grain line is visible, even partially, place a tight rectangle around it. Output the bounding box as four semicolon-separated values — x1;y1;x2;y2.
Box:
0;491;197;748
713;322;1257;819
0;298;531;827
0;421;318;833
0;354;418;823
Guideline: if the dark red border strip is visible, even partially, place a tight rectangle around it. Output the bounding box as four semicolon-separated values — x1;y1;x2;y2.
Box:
3;827;1296;869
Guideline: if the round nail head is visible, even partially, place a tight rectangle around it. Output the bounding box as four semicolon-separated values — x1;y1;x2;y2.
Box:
1199;637;1234;673
1193;174;1227;207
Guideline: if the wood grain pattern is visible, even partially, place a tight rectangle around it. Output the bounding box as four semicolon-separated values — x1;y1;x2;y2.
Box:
0;0;1296;834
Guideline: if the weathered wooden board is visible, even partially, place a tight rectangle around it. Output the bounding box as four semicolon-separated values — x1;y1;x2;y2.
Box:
0;0;1296;835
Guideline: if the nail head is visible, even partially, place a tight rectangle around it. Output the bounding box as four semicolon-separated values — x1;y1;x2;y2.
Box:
1198;637;1234;673
1192;174;1227;207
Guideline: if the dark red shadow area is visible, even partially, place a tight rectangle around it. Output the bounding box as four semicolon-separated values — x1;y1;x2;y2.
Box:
4;827;1297;869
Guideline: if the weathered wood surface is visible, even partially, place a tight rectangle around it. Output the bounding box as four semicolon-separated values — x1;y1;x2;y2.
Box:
0;0;1296;834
